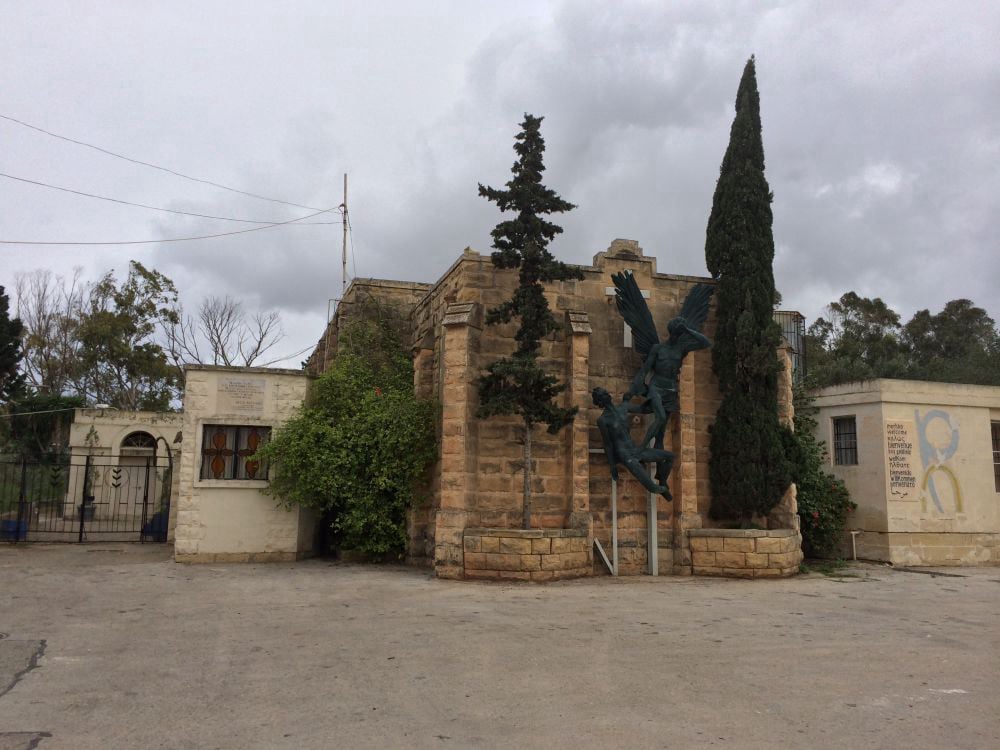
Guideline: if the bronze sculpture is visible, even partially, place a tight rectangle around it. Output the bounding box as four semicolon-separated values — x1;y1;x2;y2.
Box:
610;272;714;487
593;387;674;497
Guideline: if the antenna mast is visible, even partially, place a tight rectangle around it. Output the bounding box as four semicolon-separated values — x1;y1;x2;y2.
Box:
341;173;348;296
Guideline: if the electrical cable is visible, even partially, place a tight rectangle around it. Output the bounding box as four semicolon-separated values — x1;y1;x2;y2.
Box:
0;204;338;246
0;171;339;225
1;112;324;211
0;407;78;419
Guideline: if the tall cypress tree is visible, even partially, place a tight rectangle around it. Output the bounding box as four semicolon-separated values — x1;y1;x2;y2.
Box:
477;114;582;529
705;57;791;525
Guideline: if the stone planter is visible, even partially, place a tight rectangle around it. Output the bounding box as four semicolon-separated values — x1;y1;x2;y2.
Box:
463;528;592;582
689;529;802;579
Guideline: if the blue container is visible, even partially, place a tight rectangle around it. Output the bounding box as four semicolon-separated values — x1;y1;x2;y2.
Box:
0;519;28;541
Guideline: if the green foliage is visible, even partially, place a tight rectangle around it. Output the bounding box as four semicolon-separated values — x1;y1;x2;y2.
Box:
476;113;580;425
6;392;85;460
0;286;26;405
257;320;436;557
705;57;791;524
476;114;581;527
76;261;180;410
807;293;1000;387
787;388;856;558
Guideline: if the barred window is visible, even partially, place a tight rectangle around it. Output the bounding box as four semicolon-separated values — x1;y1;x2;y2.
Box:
833;416;858;466
200;425;271;480
992;422;1000;493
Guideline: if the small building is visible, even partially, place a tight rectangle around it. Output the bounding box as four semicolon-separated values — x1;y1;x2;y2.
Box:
812;379;1000;565
67;408;183;540
172;365;316;563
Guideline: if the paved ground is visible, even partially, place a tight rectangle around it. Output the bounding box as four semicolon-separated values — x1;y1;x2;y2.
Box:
0;545;997;750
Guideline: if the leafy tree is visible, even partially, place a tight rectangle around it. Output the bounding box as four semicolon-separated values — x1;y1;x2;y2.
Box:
806;292;908;386
786;387;855;557
805;294;1000;387
475;113;582;529
903;299;1000;385
705;57;792;525
75;261;180;410
6;392;85;460
0;285;25;405
257;318;436;557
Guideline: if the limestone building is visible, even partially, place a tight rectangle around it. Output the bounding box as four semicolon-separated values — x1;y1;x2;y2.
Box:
812;379;1000;565
309;240;802;580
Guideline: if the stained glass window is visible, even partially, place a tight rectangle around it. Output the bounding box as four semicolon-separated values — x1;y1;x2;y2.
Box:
200;425;271;480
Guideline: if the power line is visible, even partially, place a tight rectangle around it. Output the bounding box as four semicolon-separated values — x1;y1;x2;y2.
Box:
0;406;77;419
1;112;325;211
0;171;339;225
347;212;359;279
0;204;338;246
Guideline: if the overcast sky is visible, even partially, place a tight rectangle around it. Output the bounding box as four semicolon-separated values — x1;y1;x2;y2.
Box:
2;1;998;366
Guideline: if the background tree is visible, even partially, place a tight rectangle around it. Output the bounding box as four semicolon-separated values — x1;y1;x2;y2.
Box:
805;293;1000;387
475;113;582;529
14;269;86;397
0;285;25;405
257;317;436;557
74;261;180;410
705;57;791;525
165;295;285;373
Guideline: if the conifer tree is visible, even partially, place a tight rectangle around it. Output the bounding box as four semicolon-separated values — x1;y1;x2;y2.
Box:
477;114;582;529
705;57;791;525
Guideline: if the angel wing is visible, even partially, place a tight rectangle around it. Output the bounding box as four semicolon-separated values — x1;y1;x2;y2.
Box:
674;283;715;351
677;283;714;332
612;271;659;358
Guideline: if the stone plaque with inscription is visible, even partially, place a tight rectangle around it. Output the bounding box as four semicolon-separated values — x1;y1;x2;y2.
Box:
217;377;267;414
885;420;918;502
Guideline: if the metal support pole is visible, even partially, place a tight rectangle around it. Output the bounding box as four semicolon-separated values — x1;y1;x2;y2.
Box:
140;456;151;543
16;457;28;542
79;454;92;543
611;478;618;576
648;487;658;576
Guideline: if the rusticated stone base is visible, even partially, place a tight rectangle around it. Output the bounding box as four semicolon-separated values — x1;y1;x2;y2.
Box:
689;529;802;579
463;528;592;582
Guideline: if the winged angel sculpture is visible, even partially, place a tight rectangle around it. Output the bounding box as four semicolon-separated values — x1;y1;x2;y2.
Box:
603;271;714;492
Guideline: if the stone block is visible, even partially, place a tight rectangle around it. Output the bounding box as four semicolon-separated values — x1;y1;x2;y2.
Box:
485;553;526;571
531;538;552;554
768;551;800;568
723;537;755;553
689;536;709;552
498;537;532;554
480;536;499;553
691;550;717;566
464;552;487;570
722;567;755;579
715;551;746;568
754;567;783;578
745;552;770;569
755;536;792;553
517;554;542;571
463;535;481;552
550;537;576;554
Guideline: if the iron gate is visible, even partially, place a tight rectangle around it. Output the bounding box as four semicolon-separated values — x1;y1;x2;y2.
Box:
0;455;172;543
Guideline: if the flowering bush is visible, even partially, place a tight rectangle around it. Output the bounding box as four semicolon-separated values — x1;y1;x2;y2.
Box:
788;387;856;558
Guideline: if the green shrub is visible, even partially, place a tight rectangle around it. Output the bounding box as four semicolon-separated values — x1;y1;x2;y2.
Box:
788;387;856;557
257;319;437;557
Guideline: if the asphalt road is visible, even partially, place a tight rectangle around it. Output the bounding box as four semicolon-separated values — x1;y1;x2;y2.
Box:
1;544;997;749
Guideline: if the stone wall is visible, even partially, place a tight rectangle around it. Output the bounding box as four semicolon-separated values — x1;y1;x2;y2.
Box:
463;528;591;581
689;529;803;578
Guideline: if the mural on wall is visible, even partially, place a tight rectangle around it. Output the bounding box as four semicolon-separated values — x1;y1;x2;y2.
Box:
915;409;963;515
